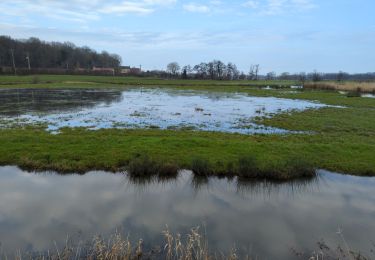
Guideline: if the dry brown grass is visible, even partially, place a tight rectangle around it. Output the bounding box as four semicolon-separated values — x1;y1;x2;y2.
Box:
304;81;375;93
7;227;244;260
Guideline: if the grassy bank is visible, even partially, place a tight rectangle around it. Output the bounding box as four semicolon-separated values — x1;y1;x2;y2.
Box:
0;75;374;179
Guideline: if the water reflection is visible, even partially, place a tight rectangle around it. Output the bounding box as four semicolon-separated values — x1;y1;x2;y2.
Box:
0;88;327;134
0;88;123;116
0;167;374;259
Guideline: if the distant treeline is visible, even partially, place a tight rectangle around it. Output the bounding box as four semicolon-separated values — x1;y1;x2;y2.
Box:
0;36;121;70
152;62;375;82
1;35;374;81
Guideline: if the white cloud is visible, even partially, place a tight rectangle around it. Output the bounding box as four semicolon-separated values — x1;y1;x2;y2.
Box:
242;0;316;15
101;0;177;15
100;2;154;15
183;3;210;13
242;1;259;9
0;0;178;22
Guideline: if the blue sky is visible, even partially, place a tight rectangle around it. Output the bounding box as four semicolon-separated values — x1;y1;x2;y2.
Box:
0;0;374;73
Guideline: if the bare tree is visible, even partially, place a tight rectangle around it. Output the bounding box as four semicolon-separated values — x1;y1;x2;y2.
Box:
248;64;260;80
214;60;226;80
298;72;307;85
311;70;322;82
226;62;239;80
10;49;16;75
337;71;346;82
266;72;276;80
279;72;290;80
254;64;260;80
193;63;208;79
167;62;180;77
181;65;191;79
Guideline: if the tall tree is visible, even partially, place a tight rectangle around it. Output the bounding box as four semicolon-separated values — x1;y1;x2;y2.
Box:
166;62;180;77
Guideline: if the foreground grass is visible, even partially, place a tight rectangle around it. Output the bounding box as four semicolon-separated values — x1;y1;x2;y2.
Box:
0;75;374;178
0;123;373;178
4;227;372;260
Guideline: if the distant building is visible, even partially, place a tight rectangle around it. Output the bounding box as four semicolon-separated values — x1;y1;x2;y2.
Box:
119;66;131;74
92;67;115;75
118;66;142;75
130;67;141;75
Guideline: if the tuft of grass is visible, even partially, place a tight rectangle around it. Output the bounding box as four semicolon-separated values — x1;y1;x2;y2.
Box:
283;157;316;179
191;157;211;176
127;155;179;178
237;155;259;178
157;162;180;179
127;155;160;177
347;90;362;98
31;76;40;84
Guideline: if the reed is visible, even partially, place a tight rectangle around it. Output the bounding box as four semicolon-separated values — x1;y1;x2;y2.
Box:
304;81;375;93
5;227;243;260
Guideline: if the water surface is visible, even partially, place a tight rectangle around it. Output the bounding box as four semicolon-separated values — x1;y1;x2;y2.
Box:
0;167;374;259
0;88;327;134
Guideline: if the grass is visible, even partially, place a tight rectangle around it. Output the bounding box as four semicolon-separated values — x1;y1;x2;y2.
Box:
0;75;374;179
0;74;298;87
5;227;240;260
127;154;179;178
3;227;373;260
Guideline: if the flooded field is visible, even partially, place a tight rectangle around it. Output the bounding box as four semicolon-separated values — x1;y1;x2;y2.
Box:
0;166;374;259
0;88;327;134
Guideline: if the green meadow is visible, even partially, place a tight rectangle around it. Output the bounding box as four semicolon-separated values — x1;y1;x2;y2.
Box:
0;75;374;179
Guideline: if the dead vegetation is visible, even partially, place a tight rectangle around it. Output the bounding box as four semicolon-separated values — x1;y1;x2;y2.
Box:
304;81;375;93
5;227;244;260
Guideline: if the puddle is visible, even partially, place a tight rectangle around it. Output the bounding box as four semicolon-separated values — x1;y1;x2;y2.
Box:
0;88;328;134
362;93;375;98
0;166;374;259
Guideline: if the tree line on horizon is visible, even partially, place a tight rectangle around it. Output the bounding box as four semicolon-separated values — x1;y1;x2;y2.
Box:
0;36;121;70
1;36;374;81
158;62;375;82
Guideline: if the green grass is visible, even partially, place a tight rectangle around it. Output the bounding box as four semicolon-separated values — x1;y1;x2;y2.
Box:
0;74;298;87
0;75;374;179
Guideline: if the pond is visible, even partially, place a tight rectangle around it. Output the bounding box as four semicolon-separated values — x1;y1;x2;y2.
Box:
0;166;374;259
0;88;327;134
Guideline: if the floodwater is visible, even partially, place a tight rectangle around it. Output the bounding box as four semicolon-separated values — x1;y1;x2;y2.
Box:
0;166;374;259
362;93;375;98
0;88;327;134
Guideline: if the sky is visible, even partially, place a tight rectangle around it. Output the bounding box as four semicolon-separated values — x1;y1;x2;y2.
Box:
0;0;374;73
